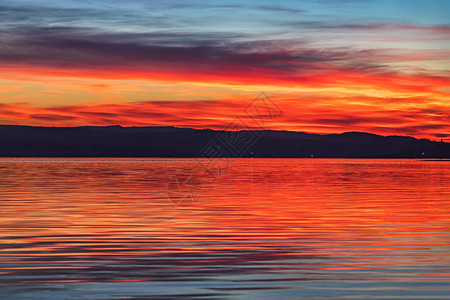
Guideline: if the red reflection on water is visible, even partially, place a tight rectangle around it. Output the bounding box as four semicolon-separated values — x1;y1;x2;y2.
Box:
0;159;449;298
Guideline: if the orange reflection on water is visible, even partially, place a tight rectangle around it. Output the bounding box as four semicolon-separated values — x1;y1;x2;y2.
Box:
0;158;449;298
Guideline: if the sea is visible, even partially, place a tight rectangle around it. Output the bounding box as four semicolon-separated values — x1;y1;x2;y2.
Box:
0;158;449;299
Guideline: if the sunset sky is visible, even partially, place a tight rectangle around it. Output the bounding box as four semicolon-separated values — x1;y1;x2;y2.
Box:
0;0;449;139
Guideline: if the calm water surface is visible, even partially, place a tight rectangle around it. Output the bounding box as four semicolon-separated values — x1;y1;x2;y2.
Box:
0;158;449;299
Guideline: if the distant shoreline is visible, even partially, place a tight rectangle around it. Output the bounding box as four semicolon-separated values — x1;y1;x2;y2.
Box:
0;125;449;158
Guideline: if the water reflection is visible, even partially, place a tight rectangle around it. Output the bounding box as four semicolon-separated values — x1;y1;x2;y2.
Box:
0;159;449;299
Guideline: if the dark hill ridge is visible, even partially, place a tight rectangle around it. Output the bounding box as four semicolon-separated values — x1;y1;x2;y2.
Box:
0;125;448;158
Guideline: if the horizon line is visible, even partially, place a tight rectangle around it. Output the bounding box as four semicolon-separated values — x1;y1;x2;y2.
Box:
0;123;448;143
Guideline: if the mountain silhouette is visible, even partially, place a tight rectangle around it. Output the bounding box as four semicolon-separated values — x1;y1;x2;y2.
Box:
0;125;448;158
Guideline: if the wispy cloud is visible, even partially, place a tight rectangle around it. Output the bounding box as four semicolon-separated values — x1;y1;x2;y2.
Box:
254;5;307;14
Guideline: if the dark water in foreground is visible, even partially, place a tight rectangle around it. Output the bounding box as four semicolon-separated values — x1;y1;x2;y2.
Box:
0;158;449;299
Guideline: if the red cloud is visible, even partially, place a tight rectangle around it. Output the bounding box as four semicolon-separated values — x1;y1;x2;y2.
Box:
0;96;448;140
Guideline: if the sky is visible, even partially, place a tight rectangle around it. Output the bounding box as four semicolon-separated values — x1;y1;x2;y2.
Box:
0;0;449;139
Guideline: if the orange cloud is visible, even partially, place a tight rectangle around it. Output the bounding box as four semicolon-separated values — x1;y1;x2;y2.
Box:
0;26;448;140
0;94;448;140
